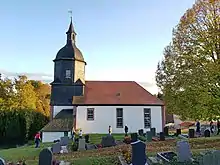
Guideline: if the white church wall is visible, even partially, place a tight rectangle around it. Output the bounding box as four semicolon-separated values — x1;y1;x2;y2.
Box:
53;106;73;118
76;106;163;134
42;131;71;143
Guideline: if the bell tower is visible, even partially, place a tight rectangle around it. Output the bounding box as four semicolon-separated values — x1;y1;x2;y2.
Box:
50;16;86;106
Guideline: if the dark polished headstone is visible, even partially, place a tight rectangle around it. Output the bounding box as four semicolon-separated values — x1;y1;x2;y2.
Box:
101;135;116;147
150;128;156;136
146;131;152;142
188;129;195;138
131;141;147;165
176;129;181;136
159;132;165;141
85;134;89;143
204;129;211;137
164;126;169;136
39;148;53;165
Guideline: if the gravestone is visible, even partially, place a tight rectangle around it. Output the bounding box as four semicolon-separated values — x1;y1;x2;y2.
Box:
60;136;69;146
138;129;144;136
176;129;181;136
52;142;61;154
159;132;165;141
131;140;147;165
0;158;5;165
39;148;53;165
204;129;211;137
85;134;89;143
199;150;220;165
86;144;97;150
146;131;152;142
164;126;169;136
176;141;192;162
78;138;86;151
188;129;195;138
150;128;156;136
101;134;116;147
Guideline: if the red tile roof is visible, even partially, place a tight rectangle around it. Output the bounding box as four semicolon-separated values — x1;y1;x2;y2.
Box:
73;81;164;105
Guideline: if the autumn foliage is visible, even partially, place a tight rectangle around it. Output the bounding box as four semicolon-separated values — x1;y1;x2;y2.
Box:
0;75;50;145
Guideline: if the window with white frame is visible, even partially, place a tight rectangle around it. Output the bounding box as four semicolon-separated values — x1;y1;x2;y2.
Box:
116;108;123;128
144;108;151;128
65;70;71;79
87;108;94;120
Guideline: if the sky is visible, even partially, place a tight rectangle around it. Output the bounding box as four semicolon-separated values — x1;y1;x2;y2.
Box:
0;0;195;94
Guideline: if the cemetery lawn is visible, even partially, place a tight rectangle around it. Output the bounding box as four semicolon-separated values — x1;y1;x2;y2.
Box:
1;135;220;165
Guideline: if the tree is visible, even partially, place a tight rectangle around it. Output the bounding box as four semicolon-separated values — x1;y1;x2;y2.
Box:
14;75;37;110
156;0;220;120
0;78;17;110
29;80;51;116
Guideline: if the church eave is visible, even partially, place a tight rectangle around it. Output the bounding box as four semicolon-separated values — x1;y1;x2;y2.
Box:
53;58;86;64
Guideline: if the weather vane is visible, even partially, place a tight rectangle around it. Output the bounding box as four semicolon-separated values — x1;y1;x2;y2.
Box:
68;10;72;20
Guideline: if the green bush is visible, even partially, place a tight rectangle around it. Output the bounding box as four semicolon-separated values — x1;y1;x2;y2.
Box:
71;141;78;151
0;109;49;145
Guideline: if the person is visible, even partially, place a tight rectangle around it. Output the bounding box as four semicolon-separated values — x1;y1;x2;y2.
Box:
217;119;220;135
108;126;112;135
124;125;128;136
195;120;200;135
79;129;83;139
210;121;214;133
34;132;41;148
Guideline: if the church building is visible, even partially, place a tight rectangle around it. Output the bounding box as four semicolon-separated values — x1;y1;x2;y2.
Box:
41;19;165;142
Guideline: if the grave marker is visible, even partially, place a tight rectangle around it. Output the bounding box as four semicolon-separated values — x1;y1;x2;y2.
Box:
176;141;192;162
150;128;156;136
52;142;61;154
146;131;152;142
60;136;69;146
78;138;86;151
176;129;181;136
164;126;169;136
101;134;116;147
188;129;195;138
131;140;147;165
199;150;220;165
204;129;210;137
39;148;53;165
85;134;89;143
159;132;165;141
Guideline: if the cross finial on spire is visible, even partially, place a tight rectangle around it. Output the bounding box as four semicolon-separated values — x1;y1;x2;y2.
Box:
66;10;76;35
68;10;73;22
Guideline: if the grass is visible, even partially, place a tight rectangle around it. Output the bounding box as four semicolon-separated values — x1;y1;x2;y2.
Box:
89;133;125;144
1;134;220;165
0;143;52;163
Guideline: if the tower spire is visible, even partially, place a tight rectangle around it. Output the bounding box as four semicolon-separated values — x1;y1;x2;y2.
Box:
66;10;76;44
66;10;75;34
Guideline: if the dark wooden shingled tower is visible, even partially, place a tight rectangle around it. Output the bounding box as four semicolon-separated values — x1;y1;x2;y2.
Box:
50;17;86;106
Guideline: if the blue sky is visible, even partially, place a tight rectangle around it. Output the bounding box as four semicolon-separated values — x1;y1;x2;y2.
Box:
0;0;195;94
